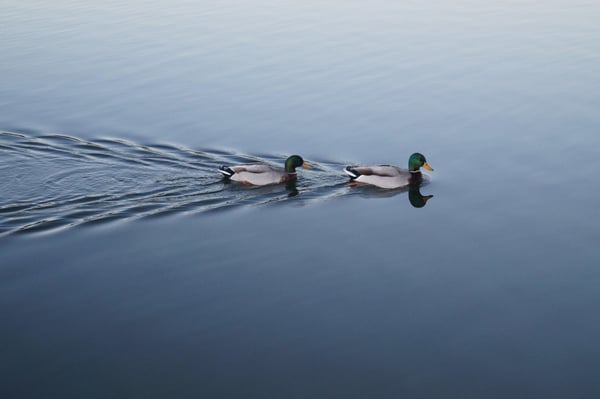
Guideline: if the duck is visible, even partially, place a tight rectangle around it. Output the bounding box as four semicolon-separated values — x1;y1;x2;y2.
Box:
344;153;433;189
219;155;311;185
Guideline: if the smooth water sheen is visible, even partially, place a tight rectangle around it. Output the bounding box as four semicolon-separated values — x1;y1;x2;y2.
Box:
2;1;600;398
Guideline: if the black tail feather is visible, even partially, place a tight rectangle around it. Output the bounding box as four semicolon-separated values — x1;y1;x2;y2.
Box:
219;166;235;177
344;166;361;179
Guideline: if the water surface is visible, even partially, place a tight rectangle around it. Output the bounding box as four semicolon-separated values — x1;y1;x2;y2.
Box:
2;0;600;397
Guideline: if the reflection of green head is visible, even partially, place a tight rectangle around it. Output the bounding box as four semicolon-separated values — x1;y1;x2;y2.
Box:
408;153;434;172
284;155;310;173
408;185;434;208
285;180;299;197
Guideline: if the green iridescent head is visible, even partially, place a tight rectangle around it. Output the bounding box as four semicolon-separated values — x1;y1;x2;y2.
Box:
408;153;434;172
284;155;311;173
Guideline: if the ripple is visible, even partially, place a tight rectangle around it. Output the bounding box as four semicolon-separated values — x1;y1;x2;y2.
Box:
0;130;432;236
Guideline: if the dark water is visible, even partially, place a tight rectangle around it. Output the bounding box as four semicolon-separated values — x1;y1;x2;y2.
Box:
2;1;600;398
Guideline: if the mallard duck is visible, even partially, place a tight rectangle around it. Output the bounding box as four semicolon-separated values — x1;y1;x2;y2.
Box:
219;155;311;185
344;153;433;189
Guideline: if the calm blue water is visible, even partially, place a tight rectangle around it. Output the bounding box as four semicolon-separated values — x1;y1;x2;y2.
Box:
2;1;600;397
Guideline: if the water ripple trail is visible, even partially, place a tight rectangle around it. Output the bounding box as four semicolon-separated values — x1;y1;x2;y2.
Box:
0;131;434;236
1;130;373;236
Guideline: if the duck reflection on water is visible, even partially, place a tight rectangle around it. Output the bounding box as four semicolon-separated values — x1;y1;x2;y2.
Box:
346;181;434;208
